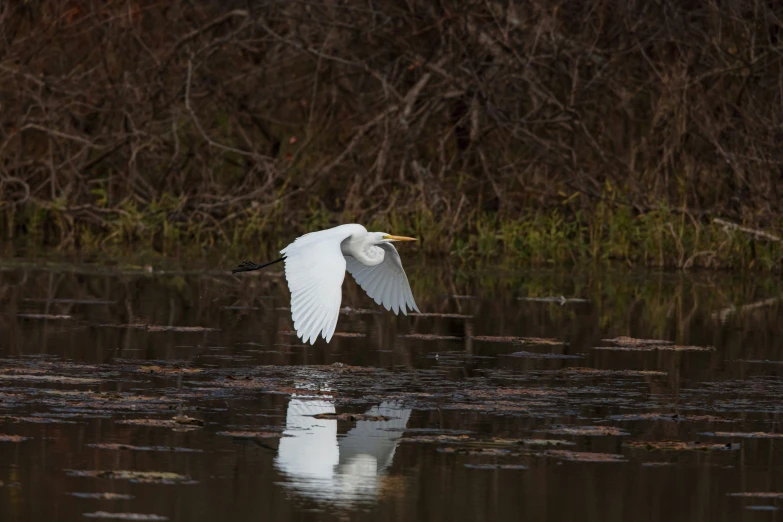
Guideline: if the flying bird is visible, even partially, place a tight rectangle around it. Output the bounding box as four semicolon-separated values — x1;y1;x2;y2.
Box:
232;224;420;344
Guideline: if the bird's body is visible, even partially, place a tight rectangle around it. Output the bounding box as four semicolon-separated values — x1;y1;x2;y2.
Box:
233;224;419;344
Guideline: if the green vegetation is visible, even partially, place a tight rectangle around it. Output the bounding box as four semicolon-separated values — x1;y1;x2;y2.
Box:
3;196;780;270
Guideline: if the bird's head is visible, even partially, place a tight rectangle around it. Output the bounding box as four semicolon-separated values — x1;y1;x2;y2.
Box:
374;232;417;244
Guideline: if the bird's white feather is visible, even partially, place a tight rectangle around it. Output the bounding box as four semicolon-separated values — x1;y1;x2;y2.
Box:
280;225;363;344
345;243;419;315
277;224;418;343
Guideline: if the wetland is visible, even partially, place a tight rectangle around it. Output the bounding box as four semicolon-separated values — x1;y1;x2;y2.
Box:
1;258;783;520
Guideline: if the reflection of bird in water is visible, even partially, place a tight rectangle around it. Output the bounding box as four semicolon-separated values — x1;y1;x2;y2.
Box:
274;395;412;506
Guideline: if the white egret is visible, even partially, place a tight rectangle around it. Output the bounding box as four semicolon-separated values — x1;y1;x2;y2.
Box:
232;224;420;344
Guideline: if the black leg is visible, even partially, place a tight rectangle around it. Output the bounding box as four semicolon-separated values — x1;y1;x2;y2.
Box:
232;257;284;274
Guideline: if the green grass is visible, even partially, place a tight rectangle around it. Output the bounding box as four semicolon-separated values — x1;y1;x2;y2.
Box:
1;195;781;271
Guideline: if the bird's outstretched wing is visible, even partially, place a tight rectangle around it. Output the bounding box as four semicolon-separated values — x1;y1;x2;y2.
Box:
281;226;360;344
345;243;420;315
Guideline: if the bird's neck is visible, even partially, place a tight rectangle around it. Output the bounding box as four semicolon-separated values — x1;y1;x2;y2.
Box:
345;238;385;266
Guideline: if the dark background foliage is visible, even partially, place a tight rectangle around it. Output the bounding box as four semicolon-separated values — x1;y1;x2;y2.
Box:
1;0;781;257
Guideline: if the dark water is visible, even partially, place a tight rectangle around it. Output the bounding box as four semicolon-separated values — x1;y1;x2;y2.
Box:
1;258;783;521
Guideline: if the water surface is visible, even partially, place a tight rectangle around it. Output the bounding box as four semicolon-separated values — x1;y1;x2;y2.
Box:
1;259;783;521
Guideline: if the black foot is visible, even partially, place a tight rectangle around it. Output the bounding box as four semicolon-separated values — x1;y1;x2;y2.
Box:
231;257;285;274
232;260;263;274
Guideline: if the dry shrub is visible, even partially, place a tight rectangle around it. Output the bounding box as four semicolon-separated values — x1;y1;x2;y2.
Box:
0;0;781;249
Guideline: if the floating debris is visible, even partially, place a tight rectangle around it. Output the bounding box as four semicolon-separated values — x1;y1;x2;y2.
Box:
0;373;102;384
545;425;629;436
1;415;78;425
701;431;783;439
442;401;533;413
24;298;115;305
278;329;365;338
97;323;149;329
402;434;474;444
173;415;204;426
427;351;496;361
16;313;72;320
517;296;588;305
387;428;473;435
504;351;582;359
519;439;575;447
137;366;202;375
211;377;274;390
34;389;182;413
331;332;366;338
592;344;715;352
216;431;287;439
561;368;667;377
69;492;135;500
199;354;253;362
463;463;528;470
610;413;733;423
470;336;526;344
320;363;378;374
400;333;463;341
464;387;566;398
519;337;566;346
116;417;203;430
0;434;29;442
601;336;674;347
437;447;516;456
32;411;111;420
98;324;219;332
148;326;219;333
86;443;202;453
66;470;195;485
70;471;192;486
402;436;535;452
82;512;169;520
595;336;715;352
625;440;740;451
745;506;779;511
277;330;367;338
728;492;783;499
542;450;627;463
470;336;565;345
311;412;392;421
656;345;716;352
0;368;47;375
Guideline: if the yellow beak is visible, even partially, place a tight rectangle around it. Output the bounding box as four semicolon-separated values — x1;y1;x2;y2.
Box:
383;234;417;241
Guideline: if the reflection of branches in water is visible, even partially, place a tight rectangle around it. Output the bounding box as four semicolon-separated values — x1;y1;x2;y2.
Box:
0;262;782;363
712;296;782;323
